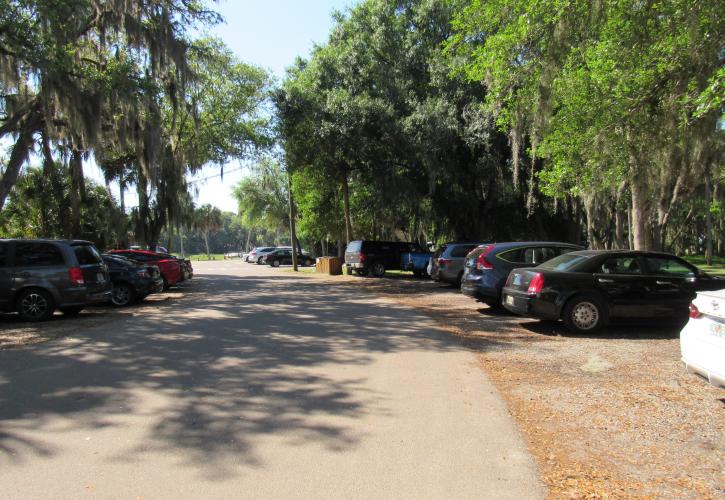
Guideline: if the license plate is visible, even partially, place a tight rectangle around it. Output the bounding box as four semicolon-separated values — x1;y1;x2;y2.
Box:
710;322;724;337
97;273;106;283
505;295;514;306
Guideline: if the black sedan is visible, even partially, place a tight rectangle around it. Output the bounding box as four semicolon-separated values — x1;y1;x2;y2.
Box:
261;248;315;267
501;250;724;333
102;254;164;306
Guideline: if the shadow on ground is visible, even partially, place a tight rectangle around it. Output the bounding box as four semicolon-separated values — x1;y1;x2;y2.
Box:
0;271;512;479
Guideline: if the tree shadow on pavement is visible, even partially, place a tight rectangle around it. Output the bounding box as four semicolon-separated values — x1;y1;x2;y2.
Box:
0;272;514;479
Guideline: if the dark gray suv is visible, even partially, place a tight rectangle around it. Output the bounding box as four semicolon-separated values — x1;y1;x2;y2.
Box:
431;242;485;286
0;239;112;321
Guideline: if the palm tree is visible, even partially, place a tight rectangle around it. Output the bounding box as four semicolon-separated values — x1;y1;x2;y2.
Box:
195;204;223;260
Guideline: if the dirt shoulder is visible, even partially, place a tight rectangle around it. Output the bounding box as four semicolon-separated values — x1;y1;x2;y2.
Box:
302;269;725;499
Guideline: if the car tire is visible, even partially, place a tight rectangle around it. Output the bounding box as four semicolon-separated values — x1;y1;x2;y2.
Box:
111;283;136;307
305;259;314;267
16;288;55;322
60;306;84;316
456;271;464;287
353;269;367;277
257;257;263;265
371;262;386;277
162;277;169;291
271;260;280;268
562;294;607;334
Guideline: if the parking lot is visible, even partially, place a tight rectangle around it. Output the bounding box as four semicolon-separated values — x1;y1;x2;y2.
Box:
2;260;723;498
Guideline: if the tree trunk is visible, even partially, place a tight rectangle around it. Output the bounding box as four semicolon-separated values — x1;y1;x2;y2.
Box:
705;175;713;265
204;231;211;260
0;129;35;211
179;227;186;257
288;171;299;271
341;169;352;244
630;177;651;250
69;150;85;238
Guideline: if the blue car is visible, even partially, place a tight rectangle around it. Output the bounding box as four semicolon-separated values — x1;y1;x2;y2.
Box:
461;241;583;307
401;249;432;277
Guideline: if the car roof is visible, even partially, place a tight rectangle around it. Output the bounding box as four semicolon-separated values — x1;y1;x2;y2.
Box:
567;249;686;258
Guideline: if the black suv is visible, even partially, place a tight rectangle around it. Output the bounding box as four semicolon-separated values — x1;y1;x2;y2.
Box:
0;239;111;321
261;248;315;267
344;240;421;277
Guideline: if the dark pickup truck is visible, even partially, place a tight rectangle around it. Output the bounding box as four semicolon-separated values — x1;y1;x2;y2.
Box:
344;240;424;277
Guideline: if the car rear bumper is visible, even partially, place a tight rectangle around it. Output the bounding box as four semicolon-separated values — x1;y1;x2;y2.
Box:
345;263;365;269
59;287;113;307
501;288;559;320
680;318;725;388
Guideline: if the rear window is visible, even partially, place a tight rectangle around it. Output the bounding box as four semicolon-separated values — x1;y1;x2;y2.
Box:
346;241;362;252
451;245;478;258
537;253;591;272
73;244;103;265
14;243;65;267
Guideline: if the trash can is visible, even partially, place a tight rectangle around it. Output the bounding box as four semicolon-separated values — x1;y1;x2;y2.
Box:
316;257;342;275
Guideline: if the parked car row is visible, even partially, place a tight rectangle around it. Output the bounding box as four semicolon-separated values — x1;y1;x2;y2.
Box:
0;239;193;321
245;246;315;267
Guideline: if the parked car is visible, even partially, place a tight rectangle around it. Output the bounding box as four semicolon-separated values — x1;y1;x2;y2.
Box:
246;246;277;264
0;239;111;321
107;249;183;289
344;240;423;277
401;247;433;277
462;242;583;306
501;250;724;333
680;288;725;388
155;253;193;280
261;248;315;267
432;242;485;286
102;254;164;306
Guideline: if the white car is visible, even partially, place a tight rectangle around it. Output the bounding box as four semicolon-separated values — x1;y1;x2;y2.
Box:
680;288;725;388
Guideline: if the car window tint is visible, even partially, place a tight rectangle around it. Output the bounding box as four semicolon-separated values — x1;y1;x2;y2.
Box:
522;247;553;265
538;253;591;271
451;245;477;258
645;257;695;277
497;248;525;264
73;244;103;265
14;243;64;266
434;245;448;258
0;243;7;267
599;257;642;275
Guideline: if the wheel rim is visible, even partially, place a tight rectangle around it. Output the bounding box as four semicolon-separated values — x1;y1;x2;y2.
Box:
20;293;49;319
273;260;280;267
571;301;599;330
113;285;131;306
374;264;384;276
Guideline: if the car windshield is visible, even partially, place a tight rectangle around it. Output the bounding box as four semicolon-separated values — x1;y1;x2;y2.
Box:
537;253;591;272
73;244;103;265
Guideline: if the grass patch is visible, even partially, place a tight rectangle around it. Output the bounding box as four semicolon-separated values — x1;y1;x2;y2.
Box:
179;253;226;261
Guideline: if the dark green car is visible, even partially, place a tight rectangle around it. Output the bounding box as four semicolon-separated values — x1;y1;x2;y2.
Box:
0;239;112;321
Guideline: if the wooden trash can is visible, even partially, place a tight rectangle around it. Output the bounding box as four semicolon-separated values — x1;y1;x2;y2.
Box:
316;257;342;275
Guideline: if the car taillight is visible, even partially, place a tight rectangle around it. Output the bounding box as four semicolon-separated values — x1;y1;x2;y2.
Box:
689;303;702;319
68;267;85;285
137;270;150;278
359;253;366;263
527;273;545;295
476;245;495;270
438;258;452;265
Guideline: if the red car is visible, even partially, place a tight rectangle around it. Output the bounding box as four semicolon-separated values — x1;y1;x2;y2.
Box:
108;250;183;289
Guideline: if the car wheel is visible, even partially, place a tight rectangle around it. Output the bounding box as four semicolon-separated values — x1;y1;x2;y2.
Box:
16;288;55;322
111;283;136;307
162;277;169;291
563;295;606;334
257;257;263;265
371;262;386;277
456;271;464;287
305;259;314;267
60;306;84;316
271;260;281;268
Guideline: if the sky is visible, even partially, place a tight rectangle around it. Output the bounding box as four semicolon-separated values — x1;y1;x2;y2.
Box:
85;0;355;213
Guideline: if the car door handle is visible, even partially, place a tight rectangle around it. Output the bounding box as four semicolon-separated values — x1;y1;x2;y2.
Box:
597;278;615;283
656;280;673;285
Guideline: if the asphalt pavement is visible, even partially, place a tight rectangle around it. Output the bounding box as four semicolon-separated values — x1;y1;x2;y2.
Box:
0;260;544;499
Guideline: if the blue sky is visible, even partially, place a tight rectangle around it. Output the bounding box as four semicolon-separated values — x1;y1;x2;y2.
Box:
189;0;355;212
87;0;355;212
